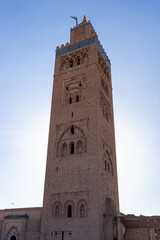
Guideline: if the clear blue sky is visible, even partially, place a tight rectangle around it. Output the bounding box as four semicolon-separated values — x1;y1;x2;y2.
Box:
0;0;160;216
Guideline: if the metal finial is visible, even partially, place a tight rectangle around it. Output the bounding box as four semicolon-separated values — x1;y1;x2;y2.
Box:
83;15;87;22
70;16;78;26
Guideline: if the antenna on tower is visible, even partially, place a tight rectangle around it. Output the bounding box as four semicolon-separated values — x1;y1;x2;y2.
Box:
70;16;78;26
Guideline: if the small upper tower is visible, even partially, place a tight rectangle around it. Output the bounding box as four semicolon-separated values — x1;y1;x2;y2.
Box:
40;17;119;240
70;16;97;44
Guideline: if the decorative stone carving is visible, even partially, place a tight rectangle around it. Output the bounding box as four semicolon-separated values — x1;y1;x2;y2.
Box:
60;47;89;71
100;91;111;121
63;76;86;106
103;150;113;175
56;125;87;157
101;78;109;96
98;52;110;81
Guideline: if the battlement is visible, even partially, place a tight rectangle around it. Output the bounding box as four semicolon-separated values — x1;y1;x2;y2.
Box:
56;36;111;69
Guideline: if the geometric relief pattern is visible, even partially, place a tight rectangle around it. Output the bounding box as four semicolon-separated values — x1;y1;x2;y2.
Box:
52;199;87;218
64;80;82;106
101;78;109;97
100;91;111;121
57;125;87;157
98;51;110;81
72;27;86;44
63;76;86;106
5;226;20;240
60;47;89;72
103;150;113;176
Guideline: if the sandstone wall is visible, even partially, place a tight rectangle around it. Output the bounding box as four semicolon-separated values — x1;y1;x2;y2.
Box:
0;207;42;240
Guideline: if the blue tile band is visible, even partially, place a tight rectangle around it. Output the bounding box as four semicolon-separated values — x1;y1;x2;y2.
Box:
94;38;111;70
4;214;29;219
56;37;94;57
56;37;111;69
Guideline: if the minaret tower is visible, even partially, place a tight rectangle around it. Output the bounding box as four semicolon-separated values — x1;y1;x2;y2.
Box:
40;17;119;240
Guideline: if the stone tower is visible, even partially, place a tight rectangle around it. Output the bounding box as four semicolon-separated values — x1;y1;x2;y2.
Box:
40;17;119;240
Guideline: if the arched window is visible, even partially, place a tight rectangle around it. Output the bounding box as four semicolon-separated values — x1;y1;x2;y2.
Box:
77;200;87;217
10;235;17;240
55;206;60;217
76;95;79;102
82;54;88;64
61;143;67;157
77;57;80;65
69;97;72;104
60;61;67;71
67;205;72;218
70;142;74;154
76;140;82;153
69;60;73;68
53;201;62;218
71;126;74;135
80;204;85;217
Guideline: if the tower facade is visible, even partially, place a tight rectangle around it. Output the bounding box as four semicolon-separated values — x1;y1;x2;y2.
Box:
40;17;119;240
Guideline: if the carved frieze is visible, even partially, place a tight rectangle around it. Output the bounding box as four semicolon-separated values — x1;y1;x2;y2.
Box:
59;47;89;71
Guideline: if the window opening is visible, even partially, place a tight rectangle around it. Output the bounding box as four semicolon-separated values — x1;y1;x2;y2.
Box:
67;205;72;217
70;143;74;154
66;86;69;90
71;126;74;135
69;97;72;104
79;83;82;87
77;57;80;65
76;95;79;102
70;60;73;68
72;112;74;117
10;236;17;240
